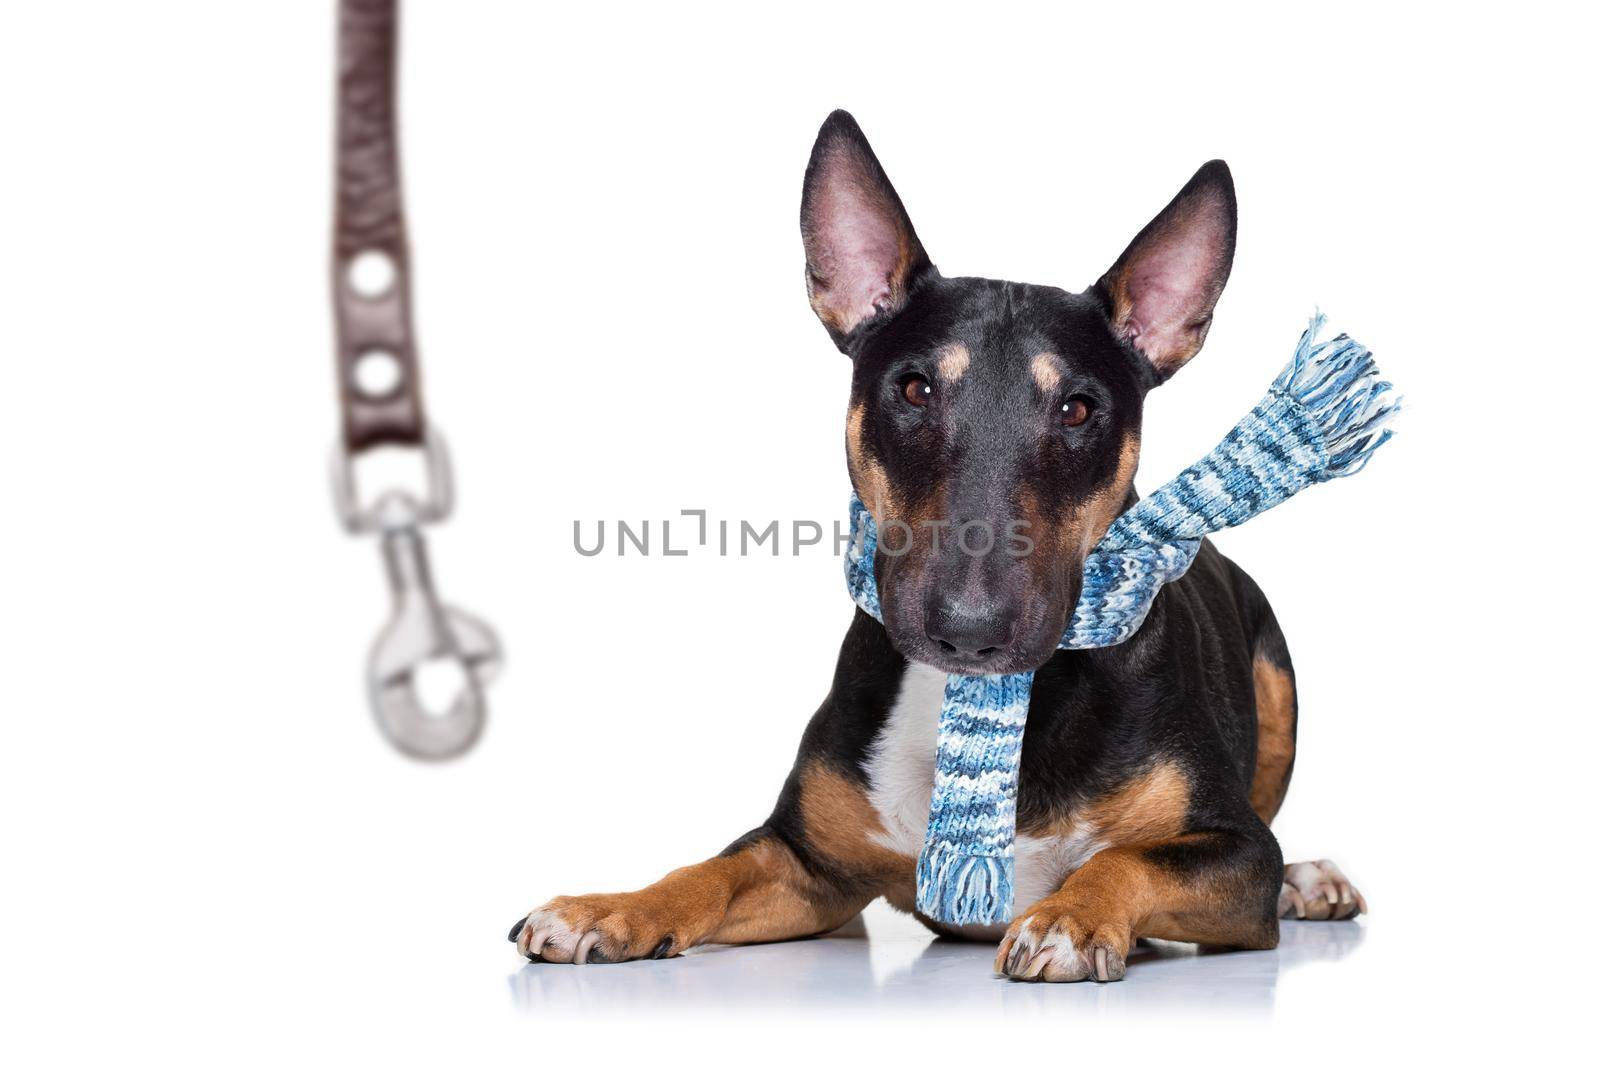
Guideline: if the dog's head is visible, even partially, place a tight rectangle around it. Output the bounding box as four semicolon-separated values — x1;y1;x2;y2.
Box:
802;111;1236;675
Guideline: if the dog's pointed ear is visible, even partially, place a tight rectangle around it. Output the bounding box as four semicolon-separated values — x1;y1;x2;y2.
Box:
801;111;933;351
1096;160;1237;380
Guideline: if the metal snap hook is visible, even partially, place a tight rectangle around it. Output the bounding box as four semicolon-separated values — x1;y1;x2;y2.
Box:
331;428;502;760
368;517;502;760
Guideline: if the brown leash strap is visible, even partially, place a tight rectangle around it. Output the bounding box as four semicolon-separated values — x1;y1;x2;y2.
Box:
334;0;423;451
330;0;501;760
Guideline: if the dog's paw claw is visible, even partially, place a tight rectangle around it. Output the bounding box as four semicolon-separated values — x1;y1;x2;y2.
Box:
572;929;603;966
1280;859;1366;921
507;917;527;944
512;893;682;964
996;906;1130;983
1093;944;1126;983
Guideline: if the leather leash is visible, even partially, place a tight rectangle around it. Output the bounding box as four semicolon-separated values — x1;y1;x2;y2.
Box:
329;0;501;759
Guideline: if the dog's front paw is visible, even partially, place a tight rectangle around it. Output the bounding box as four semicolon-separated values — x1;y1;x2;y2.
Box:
509;892;681;965
994;899;1132;983
1279;859;1366;921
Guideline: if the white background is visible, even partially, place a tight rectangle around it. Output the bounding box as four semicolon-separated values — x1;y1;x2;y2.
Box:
2;1;1595;1061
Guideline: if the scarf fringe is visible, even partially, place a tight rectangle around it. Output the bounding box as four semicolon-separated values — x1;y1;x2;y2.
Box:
1278;311;1403;478
916;842;1013;926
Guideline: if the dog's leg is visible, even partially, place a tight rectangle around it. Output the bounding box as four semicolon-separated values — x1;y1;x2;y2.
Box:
1278;858;1366;921
511;829;868;964
1248;649;1297;824
1246;613;1366;922
995;829;1282;983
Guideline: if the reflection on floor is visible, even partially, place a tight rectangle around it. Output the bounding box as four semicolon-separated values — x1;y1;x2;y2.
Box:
508;900;1365;1018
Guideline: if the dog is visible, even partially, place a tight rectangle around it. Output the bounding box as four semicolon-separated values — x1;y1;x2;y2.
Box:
510;111;1365;982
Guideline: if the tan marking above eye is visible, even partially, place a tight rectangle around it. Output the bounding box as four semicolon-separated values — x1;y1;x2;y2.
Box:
937;343;971;382
1031;352;1062;393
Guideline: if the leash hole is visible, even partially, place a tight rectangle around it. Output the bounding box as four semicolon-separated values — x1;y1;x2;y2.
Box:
353;349;404;398
347;250;397;298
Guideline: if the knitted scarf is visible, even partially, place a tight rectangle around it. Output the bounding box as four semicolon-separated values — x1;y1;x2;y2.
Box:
843;314;1400;926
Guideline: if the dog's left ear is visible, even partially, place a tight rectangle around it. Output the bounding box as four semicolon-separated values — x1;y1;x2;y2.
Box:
801;110;933;352
1096;160;1237;380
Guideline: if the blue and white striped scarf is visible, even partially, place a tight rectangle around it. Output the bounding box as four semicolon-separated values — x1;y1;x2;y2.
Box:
843;314;1400;926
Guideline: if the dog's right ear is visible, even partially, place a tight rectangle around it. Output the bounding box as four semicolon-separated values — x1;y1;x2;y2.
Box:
801;111;932;351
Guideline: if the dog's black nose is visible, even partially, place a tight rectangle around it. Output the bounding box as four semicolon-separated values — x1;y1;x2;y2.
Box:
925;594;1017;662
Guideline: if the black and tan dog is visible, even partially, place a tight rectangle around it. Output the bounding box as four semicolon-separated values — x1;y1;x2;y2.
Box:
511;111;1365;982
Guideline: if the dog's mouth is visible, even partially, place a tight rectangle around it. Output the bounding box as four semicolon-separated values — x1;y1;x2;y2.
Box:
904;644;1052;677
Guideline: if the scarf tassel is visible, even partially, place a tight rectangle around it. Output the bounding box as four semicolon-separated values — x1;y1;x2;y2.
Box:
916;841;1014;926
1279;312;1403;478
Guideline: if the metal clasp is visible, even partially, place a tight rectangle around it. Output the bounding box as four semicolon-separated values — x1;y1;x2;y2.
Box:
330;428;501;760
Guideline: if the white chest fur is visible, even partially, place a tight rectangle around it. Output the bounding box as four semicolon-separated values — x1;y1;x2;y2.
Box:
861;662;1108;923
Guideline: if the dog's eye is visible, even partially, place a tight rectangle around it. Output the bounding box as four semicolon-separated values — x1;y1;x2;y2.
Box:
901;374;933;407
1060;396;1094;428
